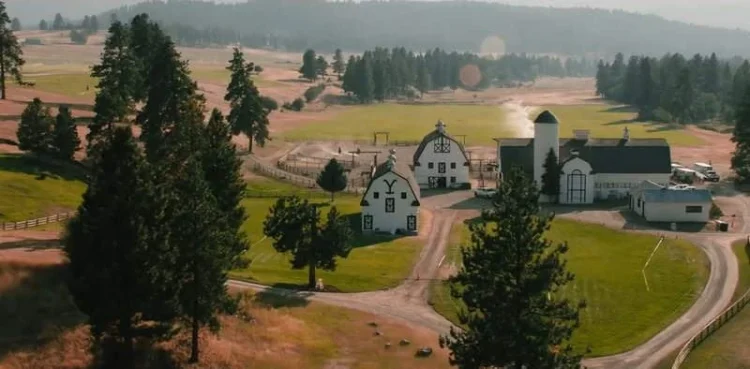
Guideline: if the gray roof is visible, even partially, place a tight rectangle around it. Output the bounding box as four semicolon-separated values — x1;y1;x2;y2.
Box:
632;180;664;193
496;137;671;175
413;126;470;165
535;110;559;124
361;159;420;206
643;188;712;203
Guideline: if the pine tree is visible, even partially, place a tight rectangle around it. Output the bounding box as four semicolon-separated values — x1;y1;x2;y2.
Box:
0;1;25;100
316;55;329;78
300;49;318;81
52;13;64;30
732;85;750;183
415;57;431;98
39;19;48;31
674;68;695;123
541;148;561;203
357;52;375;103
130;14;167;102
636;57;655;118
595;60;609;97
64;127;175;369
16;98;52;154
623;56;641;105
81;16;90;32
225;47;273;153
10;17;19;31
332;48;345;79
342;55;357;94
317;158;348;201
264;197;353;289
90;21;137;147
90;15;99;33
440;168;585;369
52;106;80;161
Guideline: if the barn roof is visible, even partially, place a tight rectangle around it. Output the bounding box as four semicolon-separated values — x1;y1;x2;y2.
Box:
360;158;420;207
495;137;671;175
413;121;470;165
643;188;712;203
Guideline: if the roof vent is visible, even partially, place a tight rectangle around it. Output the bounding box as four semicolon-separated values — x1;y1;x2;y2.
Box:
623;126;630;141
573;130;590;140
436;120;446;133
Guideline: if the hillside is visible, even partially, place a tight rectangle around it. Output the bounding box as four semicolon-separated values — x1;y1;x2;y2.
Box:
98;0;750;57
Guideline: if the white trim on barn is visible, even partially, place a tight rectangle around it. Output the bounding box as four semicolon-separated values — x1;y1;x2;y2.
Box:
413;121;471;190
361;150;420;234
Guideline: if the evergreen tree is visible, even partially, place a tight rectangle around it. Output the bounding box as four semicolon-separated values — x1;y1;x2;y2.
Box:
732;85;750;183
52;106;80;161
357;52;375;103
439;168;585;369
595;60;609;97
540;148;561;203
39;19;48;31
415;57;431;98
263;197;353;289
225;47;273;153
10;17;19;31
130;14;167;102
316;158;348;201
705;53;720;94
316;55;328;78
637;57;656;118
90;21;138;147
623;56;641;105
64;127;174;369
0;1;25;100
16;98;52;154
332;48;345;79
674;68;695;123
300;49;318;81
342;55;357;94
90;15;99;33
81;16;90;32
52;13;64;30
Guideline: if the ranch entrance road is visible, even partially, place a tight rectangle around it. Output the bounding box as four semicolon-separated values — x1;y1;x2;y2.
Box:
0;190;743;369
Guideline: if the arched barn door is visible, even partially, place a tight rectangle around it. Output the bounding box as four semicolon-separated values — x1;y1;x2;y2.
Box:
567;169;587;204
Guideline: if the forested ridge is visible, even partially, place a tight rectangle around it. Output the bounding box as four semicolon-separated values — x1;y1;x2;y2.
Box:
104;0;750;56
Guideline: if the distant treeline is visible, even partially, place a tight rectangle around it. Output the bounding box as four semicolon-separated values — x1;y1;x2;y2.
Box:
307;47;595;103
104;0;750;56
596;53;750;123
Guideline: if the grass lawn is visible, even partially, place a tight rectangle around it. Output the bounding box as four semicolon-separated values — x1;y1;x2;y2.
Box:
18;73;98;99
0;154;86;223
679;240;750;369
280;103;510;146
230;177;423;292
429;218;709;357
540;104;704;147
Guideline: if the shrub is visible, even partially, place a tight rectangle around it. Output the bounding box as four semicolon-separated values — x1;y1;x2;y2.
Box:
260;96;278;111
69;30;88;45
710;202;724;220
24;38;43;45
304;84;326;102
651;107;673;123
283;98;306;112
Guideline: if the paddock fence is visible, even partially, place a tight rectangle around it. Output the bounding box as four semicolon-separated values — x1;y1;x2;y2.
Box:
2;211;76;231
672;287;750;368
245;155;365;195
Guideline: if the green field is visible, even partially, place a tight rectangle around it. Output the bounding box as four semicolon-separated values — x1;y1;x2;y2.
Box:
230;177;423;292
541;105;704;147
19;73;98;98
0;154;86;223
429;218;709;357
280;103;511;146
679;240;750;369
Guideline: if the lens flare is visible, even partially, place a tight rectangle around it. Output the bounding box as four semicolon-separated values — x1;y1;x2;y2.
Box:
459;64;482;89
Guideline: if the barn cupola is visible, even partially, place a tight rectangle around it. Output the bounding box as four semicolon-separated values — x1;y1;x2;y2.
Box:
623;126;630;141
533;110;560;189
436;120;446;133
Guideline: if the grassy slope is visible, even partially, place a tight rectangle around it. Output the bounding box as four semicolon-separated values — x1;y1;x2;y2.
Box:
544;104;703;147
429;218;709;357
230;177;423;292
679;240;750;369
0;254;452;369
18;74;98;99
280;103;511;146
0;154;86;223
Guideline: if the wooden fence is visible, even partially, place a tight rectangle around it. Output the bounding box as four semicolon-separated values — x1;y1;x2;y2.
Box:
2;211;76;231
672;288;750;368
246;156;364;195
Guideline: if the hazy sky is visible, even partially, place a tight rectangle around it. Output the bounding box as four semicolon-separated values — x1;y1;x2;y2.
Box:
6;0;750;31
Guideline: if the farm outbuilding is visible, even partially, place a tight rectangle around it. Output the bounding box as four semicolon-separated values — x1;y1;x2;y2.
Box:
360;150;420;234
630;181;712;223
412;120;471;190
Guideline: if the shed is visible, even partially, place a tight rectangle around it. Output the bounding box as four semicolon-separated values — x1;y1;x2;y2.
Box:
632;186;712;223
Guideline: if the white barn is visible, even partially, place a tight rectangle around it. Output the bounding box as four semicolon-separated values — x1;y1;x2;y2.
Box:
360;151;421;234
630;181;712;222
413;121;471;190
495;110;672;204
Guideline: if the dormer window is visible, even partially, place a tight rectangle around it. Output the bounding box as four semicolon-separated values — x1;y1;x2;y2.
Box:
433;136;450;153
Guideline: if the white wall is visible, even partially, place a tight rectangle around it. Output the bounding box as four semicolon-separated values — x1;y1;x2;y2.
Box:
643;201;711;223
414;137;470;189
533;123;559;188
595;173;670;200
559;157;595;204
361;171;420;234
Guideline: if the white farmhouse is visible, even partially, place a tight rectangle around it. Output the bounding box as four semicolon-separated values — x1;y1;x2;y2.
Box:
413;121;471;189
360;151;421;234
630;181;712;222
495;110;672;204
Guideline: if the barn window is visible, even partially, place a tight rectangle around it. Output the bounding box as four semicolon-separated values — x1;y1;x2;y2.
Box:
385;198;395;213
450;176;456;183
374;192;380;199
428;162;434;169
363;215;373;230
401;192;407;199
433;136;451;153
450;162;456;169
685;206;703;213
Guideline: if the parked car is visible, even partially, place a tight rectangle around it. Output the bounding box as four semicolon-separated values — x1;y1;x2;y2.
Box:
704;171;720;182
474;188;497;199
669;184;696;190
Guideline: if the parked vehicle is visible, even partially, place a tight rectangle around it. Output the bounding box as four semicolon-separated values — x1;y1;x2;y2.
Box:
672;167;697;182
704;171;720;182
693;162;714;175
669;184;696;190
474;188;497;199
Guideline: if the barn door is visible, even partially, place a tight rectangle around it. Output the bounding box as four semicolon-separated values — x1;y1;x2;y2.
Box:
567;169;587;204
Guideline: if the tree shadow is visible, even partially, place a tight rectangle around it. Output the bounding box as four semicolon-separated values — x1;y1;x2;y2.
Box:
253;288;312;308
0;239;60;251
344;212;408;248
0;114;21;121
0;137;18;146
321;93;360;106
0;153;88;182
646;123;683;133
603;118;639;126
449;197;491;210
0;261;86;363
8;99;95;112
601;105;638;114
